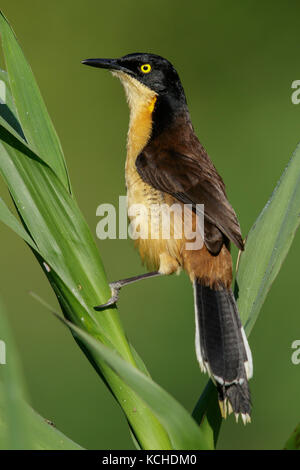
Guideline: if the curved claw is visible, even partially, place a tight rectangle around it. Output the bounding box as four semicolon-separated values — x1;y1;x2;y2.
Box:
94;283;120;311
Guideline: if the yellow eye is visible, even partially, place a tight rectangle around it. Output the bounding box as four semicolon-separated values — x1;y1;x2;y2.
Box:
140;63;152;74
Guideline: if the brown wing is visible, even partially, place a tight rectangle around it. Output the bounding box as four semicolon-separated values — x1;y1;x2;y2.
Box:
136;146;244;253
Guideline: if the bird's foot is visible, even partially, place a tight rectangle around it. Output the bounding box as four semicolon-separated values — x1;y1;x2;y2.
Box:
94;281;122;310
93;272;161;311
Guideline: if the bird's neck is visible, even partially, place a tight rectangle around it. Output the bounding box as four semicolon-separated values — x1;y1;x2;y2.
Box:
115;71;157;164
151;92;189;140
126;93;157;163
126;94;189;161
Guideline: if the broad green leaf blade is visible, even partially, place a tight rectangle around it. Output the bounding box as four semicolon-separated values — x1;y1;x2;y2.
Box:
0;114;45;166
0;12;71;193
0;197;38;251
0;67;66;175
0;299;82;449
192;381;221;449
0;108;171;450
0;298;32;449
284;423;300;450
0;69;25;139
23;405;83;450
54;312;212;450
0;133;107;325
0;386;83;450
236;142;300;333
195;143;300;444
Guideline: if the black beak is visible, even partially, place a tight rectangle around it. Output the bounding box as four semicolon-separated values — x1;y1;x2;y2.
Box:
81;58;131;75
81;58;118;69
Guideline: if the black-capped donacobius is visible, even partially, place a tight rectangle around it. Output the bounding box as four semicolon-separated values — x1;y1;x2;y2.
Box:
82;53;252;423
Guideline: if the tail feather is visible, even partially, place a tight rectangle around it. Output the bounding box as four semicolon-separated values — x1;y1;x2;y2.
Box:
194;280;252;423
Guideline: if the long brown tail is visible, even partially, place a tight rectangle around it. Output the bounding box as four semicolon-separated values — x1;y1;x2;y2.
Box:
194;280;252;423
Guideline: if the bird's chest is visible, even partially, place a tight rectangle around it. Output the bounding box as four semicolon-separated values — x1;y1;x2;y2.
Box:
125;167;164;235
125;164;183;273
124;94;164;232
123;90;182;271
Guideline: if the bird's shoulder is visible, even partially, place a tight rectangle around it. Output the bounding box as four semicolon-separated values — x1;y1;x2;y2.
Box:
136;113;226;193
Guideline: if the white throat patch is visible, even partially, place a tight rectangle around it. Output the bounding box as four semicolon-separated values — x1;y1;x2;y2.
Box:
112;70;157;116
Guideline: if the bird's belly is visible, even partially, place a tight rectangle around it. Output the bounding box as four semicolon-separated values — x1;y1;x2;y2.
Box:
126;175;182;274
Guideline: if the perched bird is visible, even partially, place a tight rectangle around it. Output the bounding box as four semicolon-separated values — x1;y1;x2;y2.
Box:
82;53;253;423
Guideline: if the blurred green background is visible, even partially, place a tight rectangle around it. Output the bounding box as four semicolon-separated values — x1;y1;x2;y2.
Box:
0;0;300;450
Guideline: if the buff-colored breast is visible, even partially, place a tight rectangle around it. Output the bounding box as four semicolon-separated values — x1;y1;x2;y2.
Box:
113;71;183;274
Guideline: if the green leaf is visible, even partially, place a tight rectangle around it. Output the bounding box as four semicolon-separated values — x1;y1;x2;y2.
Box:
0;387;84;450
0;131;107;326
0;11;71;193
0;69;65;174
284;422;300;450
0;298;32;449
195;143;300;443
192;381;221;449
51;308;212;450
0;196;39;252
0;298;82;449
0;44;171;448
0;68;25;138
236;142;300;333
0;101;173;451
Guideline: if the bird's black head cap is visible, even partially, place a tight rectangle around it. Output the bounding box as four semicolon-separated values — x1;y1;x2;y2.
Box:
82;52;187;105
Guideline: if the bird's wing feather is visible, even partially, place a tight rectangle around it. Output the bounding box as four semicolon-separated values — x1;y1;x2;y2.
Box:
136;146;244;252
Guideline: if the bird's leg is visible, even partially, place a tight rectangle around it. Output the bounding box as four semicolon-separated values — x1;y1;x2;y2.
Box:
94;271;161;310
